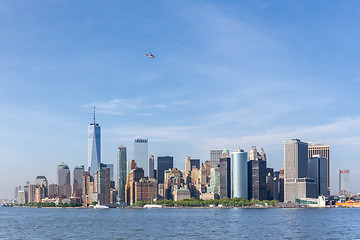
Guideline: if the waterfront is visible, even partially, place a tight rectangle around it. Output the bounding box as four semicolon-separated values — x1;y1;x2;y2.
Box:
0;208;359;239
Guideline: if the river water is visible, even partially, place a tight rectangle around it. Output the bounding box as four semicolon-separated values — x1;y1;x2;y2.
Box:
0;207;359;239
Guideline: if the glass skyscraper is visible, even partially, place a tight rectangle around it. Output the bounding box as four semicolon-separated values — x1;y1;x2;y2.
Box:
88;108;101;177
118;146;127;202
134;139;148;176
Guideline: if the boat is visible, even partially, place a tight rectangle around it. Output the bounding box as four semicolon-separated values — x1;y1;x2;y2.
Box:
144;204;163;209
335;195;360;207
93;201;109;209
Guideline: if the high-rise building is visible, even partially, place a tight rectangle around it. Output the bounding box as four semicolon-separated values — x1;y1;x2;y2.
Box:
284;139;316;202
308;143;330;192
149;155;155;179
88;106;101;176
102;164;114;181
72;165;84;197
82;171;92;204
125;166;145;205
210;147;229;167
339;170;350;196
248;160;267;200
308;155;329;196
57;162;71;197
34;176;48;188
28;184;36;203
219;155;231;199
48;184;59;197
117;146;127;202
185;157;200;174
231;149;248;199
157;156;174;184
134;139;148;176
98;163;111;204
207;167;220;194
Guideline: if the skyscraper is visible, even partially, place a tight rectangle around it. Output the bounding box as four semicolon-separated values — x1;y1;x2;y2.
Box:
308;143;330;192
149;155;155;179
134;139;148;176
231;149;248;199
210;147;229;167
308;155;328;196
219;148;231;199
72;165;84;197
57;162;71;197
98;163;111;204
284;139;316;202
157;156;174;184
117;146;127;202
88;106;101;176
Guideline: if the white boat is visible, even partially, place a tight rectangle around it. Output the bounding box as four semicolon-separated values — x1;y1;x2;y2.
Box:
144;204;163;209
93;201;109;209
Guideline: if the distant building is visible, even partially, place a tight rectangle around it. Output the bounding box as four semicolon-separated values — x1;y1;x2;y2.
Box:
28;185;36;203
231;149;248;199
98;163;111;204
17;190;27;204
117;146;127;203
82;171;92;204
308;155;329;196
157;156;174;184
173;187;191;201
88;107;101;176
57;162;71;197
339;170;350;196
210;147;229;167
134;178;157;203
103;164;114;181
149;155;155;179
248;159;266;200
164;168;184;200
125;166;145;205
219;155;231;199
207;167;220;194
190;164;207;198
72;165;84;197
204;161;212;185
48;184;59;197
308;143;330;192
34;176;48;188
284;139;316;202
134;139;148;176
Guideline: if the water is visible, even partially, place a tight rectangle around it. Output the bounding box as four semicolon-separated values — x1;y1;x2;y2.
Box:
0;207;359;239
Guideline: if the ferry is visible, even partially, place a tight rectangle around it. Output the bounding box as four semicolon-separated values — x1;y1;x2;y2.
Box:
144;204;163;209
93;201;109;209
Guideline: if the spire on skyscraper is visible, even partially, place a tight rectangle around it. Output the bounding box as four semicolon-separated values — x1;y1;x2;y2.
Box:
93;104;96;124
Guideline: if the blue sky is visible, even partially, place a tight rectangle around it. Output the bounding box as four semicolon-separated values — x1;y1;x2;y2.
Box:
1;1;360;198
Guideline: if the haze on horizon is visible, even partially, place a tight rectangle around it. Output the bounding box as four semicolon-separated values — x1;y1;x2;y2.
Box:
1;1;360;199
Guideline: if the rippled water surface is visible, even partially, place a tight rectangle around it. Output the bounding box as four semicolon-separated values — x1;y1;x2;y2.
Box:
0;207;359;239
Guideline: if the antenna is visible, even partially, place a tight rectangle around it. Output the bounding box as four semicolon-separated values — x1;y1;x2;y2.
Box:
93;104;96;124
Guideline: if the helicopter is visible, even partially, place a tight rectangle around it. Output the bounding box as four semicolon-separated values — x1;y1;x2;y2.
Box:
144;52;155;58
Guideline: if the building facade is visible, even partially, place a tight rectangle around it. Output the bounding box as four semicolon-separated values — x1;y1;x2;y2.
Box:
308;155;329;196
117;146;127;202
231;149;248;199
72;165;84;197
88;109;101;177
219;157;231;199
149;155;155;179
134;139;148;176
57;162;71;197
157;156;174;184
308;143;330;192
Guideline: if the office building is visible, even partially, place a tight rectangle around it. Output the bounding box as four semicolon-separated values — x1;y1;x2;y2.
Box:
125;166;145;205
17;190;27;204
72;165;84;197
149;155;155;179
308;155;329;196
308;143;330;192
88;107;101;176
339;170;350;196
34;176;48;187
207;167;220;194
57;162;71;197
157;156;174;184
284;139;316;202
219;155;231;199
102;164;114;181
134;139;148;176
117;146;127;202
210;147;229;167
48;184;59;197
98;163;111;204
248;159;267;200
28;184;36;203
82;171;92;203
231;149;248;199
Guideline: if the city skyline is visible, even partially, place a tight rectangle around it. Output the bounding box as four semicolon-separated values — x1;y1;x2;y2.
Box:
1;1;360;198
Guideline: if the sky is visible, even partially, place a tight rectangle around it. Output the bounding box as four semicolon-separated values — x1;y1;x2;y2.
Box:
1;0;360;198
